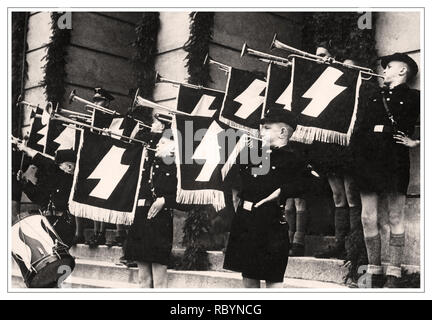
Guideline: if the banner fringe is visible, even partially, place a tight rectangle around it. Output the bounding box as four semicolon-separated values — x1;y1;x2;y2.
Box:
177;189;226;212
69;200;134;225
290;125;348;146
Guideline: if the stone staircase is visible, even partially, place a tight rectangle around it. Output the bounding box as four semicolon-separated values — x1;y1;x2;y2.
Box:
12;229;420;289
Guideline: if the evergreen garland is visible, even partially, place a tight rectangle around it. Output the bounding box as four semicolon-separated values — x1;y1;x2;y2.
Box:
184;12;214;85
40;12;71;106
302;12;377;66
11;12;29;137
130;12;160;123
180;12;215;270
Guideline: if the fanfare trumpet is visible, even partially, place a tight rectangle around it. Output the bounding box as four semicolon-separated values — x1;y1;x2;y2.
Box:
155;72;225;94
17;99;39;110
203;54;231;72
69;89;152;129
132;94;191;117
270;34;384;79
240;43;291;67
53;113;154;150
69;89;116;115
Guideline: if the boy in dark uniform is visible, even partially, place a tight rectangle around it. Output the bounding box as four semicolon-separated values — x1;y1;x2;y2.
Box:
16;143;77;246
123;126;179;288
223;108;309;288
351;53;420;288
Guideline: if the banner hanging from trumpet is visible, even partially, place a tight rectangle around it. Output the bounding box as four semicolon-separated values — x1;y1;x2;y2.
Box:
173;85;228;211
219;67;267;132
26;106;50;153
69;130;146;225
289;56;363;146
91;110;141;141
264;63;293;114
45;119;81;156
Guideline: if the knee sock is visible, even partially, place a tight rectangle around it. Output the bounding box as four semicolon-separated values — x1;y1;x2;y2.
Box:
387;233;405;278
349;206;362;232
334;206;350;243
293;210;307;245
364;233;382;267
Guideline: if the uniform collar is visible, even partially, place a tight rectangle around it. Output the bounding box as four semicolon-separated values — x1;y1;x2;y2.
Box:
270;143;292;153
382;83;409;93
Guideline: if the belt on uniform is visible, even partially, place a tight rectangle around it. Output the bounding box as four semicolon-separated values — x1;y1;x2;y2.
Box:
137;199;152;208
238;199;255;212
373;125;394;133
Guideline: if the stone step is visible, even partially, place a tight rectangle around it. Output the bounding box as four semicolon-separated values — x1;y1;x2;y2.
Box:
69;246;347;284
69;235;337;263
82;230;335;251
70;245;347;283
69;246;420;284
12;261;345;289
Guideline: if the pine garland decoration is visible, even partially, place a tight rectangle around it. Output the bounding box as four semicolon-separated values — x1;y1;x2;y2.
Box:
40;12;71;106
11;12;29;137
129;12;160;122
184;12;214;85
180;12;215;270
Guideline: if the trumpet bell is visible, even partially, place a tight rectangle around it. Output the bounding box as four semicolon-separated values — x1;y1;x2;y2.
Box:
240;43;249;58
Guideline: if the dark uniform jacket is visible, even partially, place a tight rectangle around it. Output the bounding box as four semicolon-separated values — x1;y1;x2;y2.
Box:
351;83;420;193
22;154;73;212
238;144;310;205
224;143;310;282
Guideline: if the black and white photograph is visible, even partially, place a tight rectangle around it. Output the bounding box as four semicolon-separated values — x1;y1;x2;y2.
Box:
4;2;428;300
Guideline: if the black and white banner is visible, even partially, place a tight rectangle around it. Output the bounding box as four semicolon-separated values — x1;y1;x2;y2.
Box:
219;67;267;132
92;109;141;141
173;85;230;211
264;63;292;114
69;130;146;225
26;107;50;153
289;57;363;146
45;119;81;156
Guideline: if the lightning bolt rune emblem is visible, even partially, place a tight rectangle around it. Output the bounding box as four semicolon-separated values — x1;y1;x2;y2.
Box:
54;127;76;151
192;121;223;182
275;82;293;111
88;146;129;200
36;111;51;147
191;94;217;117
108;118;125;140
36;125;48;147
233;79;267;119
301;67;347;117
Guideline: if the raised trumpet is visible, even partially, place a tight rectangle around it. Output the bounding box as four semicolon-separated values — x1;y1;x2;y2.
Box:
270;34;324;61
155;72;225;94
203;54;230;72
270;34;384;79
241;43;291;67
17;99;39;109
133;94;191;117
69;89;116;115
